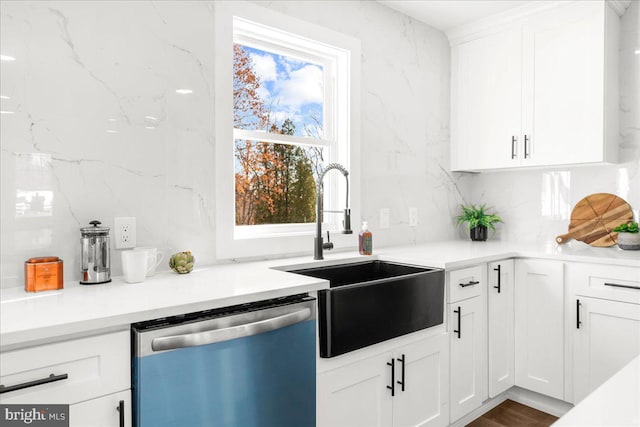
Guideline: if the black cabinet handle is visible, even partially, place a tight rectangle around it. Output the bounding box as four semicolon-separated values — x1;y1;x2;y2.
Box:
524;135;530;159
117;400;125;427
386;358;395;396
511;136;517;159
576;299;582;329
453;306;461;339
397;354;405;392
493;265;501;293
459;280;479;288
0;373;68;394
604;282;640;291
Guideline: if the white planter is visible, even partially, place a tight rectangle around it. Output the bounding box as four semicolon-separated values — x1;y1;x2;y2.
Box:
617;232;640;250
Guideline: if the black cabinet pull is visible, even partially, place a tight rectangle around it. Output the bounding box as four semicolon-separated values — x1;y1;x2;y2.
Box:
493;265;501;293
0;373;68;394
524;135;530;159
459;280;479;288
511;136;517;159
453;306;461;339
386;358;395;396
397;354;405;392
117;400;125;427
576;299;582;329
604;282;640;291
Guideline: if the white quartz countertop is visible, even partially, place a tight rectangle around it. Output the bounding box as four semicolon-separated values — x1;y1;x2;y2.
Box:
553;355;640;426
1;240;639;349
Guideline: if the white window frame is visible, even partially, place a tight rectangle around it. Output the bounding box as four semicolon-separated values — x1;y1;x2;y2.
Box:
214;1;361;260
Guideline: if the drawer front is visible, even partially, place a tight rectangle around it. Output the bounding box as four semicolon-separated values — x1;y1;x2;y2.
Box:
569;263;640;304
0;330;130;405
448;265;484;303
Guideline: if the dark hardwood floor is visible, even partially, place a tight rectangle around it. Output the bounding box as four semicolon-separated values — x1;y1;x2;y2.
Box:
466;399;559;427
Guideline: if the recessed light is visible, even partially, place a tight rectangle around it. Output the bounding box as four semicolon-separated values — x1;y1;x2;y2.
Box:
1;110;15;114
175;89;193;95
0;55;16;61
145;115;158;121
635;49;640;55
0;95;10;100
106;130;119;134
107;118;117;122
145;126;156;130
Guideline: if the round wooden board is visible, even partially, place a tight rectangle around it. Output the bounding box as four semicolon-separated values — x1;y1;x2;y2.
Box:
555;193;633;247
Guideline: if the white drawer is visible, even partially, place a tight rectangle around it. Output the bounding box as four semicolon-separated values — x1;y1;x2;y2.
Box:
448;265;484;303
569;262;640;304
0;330;130;404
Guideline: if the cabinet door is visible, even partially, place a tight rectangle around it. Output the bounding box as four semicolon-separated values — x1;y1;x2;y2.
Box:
521;1;606;166
573;297;640;403
317;351;393;427
515;259;564;399
393;333;449;427
70;390;131;427
488;260;515;397
449;297;487;422
451;27;522;171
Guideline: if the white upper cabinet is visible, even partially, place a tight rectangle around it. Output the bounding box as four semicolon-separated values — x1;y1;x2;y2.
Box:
450;0;620;172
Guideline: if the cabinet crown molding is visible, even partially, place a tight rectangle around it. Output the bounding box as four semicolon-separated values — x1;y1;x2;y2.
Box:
446;0;629;46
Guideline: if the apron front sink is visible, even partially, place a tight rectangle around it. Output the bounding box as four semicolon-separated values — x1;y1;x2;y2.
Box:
291;260;444;358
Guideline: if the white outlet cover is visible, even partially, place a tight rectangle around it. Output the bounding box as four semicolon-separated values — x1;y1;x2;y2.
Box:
114;217;136;249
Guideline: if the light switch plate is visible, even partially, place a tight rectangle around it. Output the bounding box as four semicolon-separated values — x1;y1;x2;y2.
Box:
380;208;390;229
409;208;418;226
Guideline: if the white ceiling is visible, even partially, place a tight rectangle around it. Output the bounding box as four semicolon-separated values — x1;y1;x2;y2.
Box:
378;0;532;32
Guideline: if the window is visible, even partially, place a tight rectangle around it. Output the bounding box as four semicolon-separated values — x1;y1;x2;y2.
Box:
215;1;360;259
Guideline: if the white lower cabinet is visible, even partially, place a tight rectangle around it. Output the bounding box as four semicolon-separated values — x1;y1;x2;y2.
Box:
70;390;132;427
317;331;449;427
0;330;131;427
572;297;640;403
514;259;565;400
487;259;515;398
449;296;487;422
569;262;640;404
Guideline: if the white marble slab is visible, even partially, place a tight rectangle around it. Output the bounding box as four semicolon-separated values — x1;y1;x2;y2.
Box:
554;355;640;427
2;241;638;349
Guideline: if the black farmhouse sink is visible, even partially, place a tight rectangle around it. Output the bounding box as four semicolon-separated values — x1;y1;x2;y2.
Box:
291;260;444;358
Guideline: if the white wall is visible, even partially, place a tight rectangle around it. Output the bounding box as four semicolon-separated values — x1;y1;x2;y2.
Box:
0;1;461;288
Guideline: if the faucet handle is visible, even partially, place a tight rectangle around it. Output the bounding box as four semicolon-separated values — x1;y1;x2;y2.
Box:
323;231;334;251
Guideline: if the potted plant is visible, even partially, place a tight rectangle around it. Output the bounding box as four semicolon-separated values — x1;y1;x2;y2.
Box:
613;221;640;250
455;204;503;241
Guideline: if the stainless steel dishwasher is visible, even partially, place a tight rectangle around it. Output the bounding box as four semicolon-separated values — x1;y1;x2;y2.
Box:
132;295;316;427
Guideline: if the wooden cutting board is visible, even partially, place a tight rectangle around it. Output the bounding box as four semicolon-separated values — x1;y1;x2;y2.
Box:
556;193;633;247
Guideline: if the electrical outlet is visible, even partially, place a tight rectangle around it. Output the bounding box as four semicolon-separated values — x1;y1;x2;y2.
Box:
409;208;418;226
114;217;136;249
380;208;390;229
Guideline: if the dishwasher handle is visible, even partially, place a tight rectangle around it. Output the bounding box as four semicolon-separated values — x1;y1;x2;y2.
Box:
151;307;312;352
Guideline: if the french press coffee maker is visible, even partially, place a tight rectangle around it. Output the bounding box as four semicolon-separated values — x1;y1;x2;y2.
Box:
80;220;111;284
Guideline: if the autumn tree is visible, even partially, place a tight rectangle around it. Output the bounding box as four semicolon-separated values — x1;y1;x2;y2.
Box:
233;45;317;226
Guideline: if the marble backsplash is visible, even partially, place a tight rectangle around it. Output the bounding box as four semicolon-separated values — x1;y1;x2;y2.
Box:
1;1;637;289
0;1;461;288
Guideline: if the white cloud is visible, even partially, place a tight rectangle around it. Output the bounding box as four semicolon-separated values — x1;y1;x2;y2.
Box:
249;53;277;82
273;65;323;108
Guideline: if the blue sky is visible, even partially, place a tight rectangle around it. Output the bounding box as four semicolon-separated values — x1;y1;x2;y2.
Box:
242;45;324;138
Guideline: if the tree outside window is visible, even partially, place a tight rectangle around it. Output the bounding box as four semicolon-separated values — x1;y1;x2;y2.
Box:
233;43;326;226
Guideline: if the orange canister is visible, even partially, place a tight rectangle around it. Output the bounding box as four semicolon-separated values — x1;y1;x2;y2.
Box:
24;256;64;292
